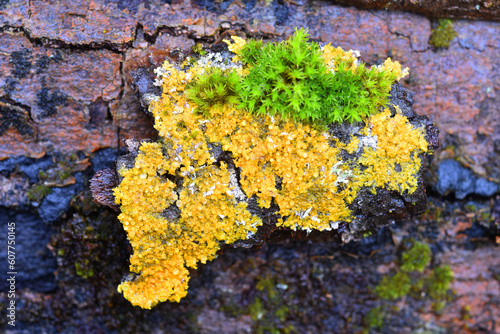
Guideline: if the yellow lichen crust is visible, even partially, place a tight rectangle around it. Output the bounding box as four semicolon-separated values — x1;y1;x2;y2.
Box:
355;109;429;194
321;45;410;81
375;58;410;81
204;107;353;231
114;143;261;309
223;36;247;62
322;44;360;72
113;34;427;308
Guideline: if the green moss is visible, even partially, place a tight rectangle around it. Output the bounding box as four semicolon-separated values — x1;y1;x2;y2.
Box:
375;271;411;300
191;43;207;56
185;67;241;116
426;265;454;300
239;28;395;125
410;277;425;294
372;240;454;325
37;157;74;186
431;300;446;312
27;184;52;202
400;239;432;273
53;211;126;283
186;28;402;127
363;306;383;329
58;170;72;181
249;297;265;321
461;305;471;320
256;274;279;301
38;170;48;179
429;19;457;48
247;297;294;334
464;203;477;212
75;260;94;279
481;211;492;223
246;274;295;334
362;231;373;238
274;305;289;322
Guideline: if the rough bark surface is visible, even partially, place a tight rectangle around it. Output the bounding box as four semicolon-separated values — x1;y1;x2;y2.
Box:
0;0;499;333
332;0;500;21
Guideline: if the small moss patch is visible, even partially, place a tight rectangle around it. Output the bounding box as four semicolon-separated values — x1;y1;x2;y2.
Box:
27;184;52;203
429;19;457;48
400;239;431;273
367;239;454;330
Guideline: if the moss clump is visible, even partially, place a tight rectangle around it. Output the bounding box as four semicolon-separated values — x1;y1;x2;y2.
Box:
75;260;94;279
37;153;86;187
375;271;412;300
372;239;454;326
185;68;241;116
363;306;384;330
247;297;294;334
400;239;432;273
247;274;295;334
237;28;402;125
52;212;126;283
375;240;450;302
191;43;207;56
426;265;454;300
429;19;457;48
27;184;51;202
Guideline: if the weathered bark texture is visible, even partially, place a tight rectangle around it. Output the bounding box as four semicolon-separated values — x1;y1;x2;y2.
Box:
0;0;499;332
332;0;500;21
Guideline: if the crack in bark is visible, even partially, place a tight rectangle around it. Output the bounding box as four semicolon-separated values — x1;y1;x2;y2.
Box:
0;25;130;53
330;0;500;22
115;52;127;150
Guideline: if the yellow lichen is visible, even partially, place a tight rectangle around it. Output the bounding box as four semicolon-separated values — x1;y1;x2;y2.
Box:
379;57;410;81
322;44;360;72
113;34;428;308
355;109;428;194
204;107;353;231
114;143;261;308
345;137;360;154
223;35;247;62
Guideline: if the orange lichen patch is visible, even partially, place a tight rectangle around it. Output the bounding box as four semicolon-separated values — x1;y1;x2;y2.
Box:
114;62;262;308
321;44;409;82
114;143;184;308
118;253;189;309
177;162;262;264
150;61;213;171
114;142;178;219
355;109;428;194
